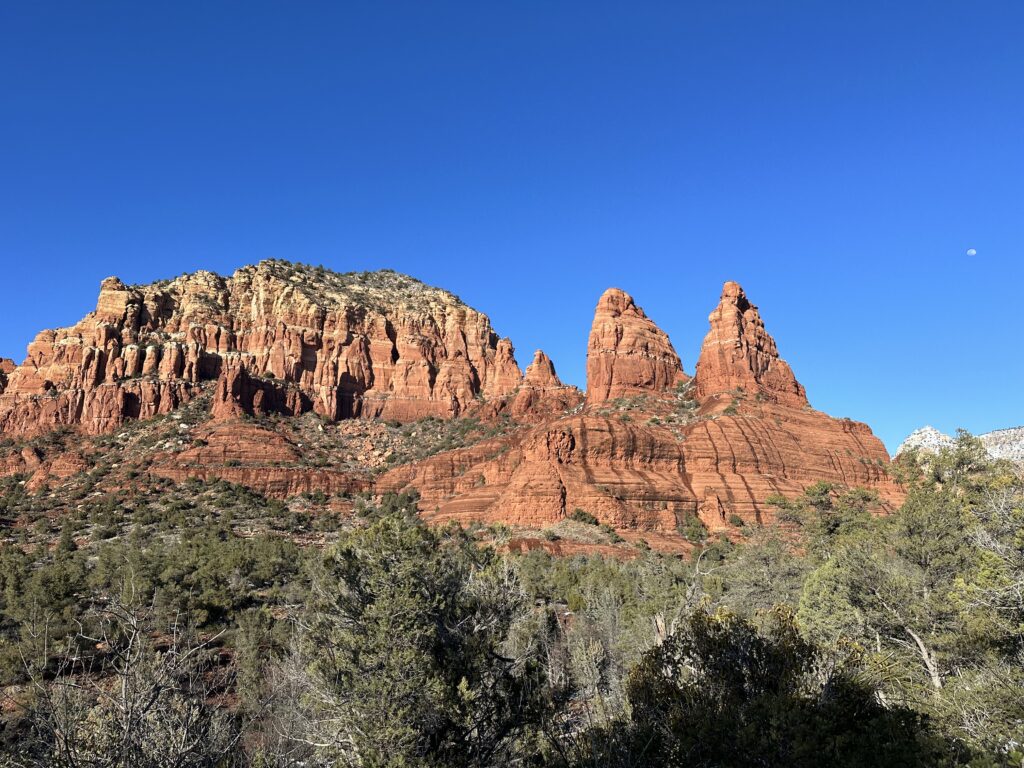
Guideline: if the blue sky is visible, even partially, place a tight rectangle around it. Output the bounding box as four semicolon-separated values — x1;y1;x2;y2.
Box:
1;2;1021;451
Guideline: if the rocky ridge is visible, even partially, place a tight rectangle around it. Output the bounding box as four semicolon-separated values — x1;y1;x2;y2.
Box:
0;263;902;544
896;425;1024;464
378;282;900;532
0;261;577;436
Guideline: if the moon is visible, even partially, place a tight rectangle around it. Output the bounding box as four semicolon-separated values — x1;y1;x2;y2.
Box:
966;248;977;256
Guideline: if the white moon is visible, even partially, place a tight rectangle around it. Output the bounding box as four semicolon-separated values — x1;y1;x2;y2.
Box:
966;248;977;256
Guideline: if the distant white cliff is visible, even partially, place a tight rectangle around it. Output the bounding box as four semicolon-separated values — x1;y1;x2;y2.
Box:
896;425;1024;464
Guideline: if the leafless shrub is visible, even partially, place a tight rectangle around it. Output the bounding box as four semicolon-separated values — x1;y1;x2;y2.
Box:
9;587;242;768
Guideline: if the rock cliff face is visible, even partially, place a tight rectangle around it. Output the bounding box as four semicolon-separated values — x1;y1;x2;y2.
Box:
0;261;570;436
693;282;807;407
586;288;687;404
1;267;902;536
379;399;899;530
0;358;14;394
380;283;901;530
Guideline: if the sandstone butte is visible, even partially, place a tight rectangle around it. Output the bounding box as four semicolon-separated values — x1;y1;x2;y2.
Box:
380;282;902;531
0;261;903;536
0;260;579;436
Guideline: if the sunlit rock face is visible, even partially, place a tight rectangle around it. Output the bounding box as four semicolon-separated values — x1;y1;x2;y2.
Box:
693;281;807;407
0;260;552;435
2;269;902;539
379;282;901;533
586;287;688;405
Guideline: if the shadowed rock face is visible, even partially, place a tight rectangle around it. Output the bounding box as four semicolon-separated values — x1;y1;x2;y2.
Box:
586;288;688;405
694;281;807;407
0;358;15;395
0;261;568;435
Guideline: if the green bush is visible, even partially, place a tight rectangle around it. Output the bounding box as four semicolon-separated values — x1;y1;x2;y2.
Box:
612;607;948;767
296;497;547;765
600;523;625;543
678;513;708;543
569;508;599;526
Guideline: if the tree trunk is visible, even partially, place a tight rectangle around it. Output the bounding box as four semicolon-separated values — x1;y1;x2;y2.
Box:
905;627;943;690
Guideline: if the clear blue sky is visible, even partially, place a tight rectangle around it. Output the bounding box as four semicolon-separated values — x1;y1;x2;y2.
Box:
1;2;1021;452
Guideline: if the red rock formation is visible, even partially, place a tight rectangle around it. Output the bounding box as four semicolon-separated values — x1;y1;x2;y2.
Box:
26;452;90;492
148;422;371;498
0;446;43;478
379;284;902;531
523;349;560;388
0;443;90;492
210;355;309;420
586;288;687;404
1;269;904;537
506;350;584;421
502;537;643;560
682;401;898;525
694;281;807;406
484;338;524;398
379;400;901;531
0;358;14;394
0;262;526;435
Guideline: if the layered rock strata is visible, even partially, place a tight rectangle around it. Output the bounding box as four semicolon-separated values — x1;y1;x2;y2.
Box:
0;262;569;435
381;283;901;529
586;288;687;404
1;267;903;530
693;281;807;406
148;422;372;498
